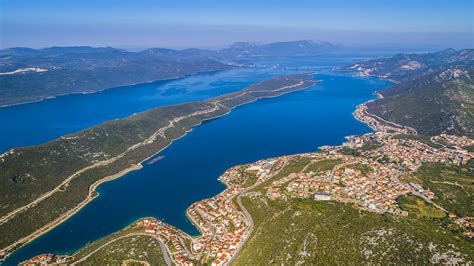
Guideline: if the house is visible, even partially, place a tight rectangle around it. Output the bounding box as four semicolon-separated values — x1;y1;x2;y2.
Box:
314;192;332;201
145;224;156;234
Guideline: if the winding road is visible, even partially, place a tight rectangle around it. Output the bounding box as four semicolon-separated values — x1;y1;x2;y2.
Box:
70;233;171;266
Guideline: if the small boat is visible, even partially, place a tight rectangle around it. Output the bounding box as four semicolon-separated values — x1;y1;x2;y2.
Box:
147;155;165;165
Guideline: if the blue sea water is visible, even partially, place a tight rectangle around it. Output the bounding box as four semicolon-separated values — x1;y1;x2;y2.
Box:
0;69;267;153
1;55;392;265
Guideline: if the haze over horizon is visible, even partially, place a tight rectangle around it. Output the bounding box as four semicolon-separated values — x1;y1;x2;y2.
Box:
1;0;473;51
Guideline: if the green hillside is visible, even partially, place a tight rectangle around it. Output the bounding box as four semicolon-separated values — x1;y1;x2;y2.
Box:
367;67;474;137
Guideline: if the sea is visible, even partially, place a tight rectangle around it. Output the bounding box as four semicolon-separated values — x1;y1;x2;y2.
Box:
0;54;393;265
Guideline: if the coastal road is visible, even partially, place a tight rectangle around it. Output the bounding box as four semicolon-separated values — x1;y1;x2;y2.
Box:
359;102;417;135
1;78;316;261
237;195;254;229
227;160;291;265
70;233;171;266
0;80;308;226
226;194;253;266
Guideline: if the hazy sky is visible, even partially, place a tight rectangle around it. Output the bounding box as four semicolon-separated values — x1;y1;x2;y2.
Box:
1;0;473;50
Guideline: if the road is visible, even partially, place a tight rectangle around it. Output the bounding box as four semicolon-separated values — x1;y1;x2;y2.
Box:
0;80;308;226
1;79;315;261
226;159;290;265
70;233;171;266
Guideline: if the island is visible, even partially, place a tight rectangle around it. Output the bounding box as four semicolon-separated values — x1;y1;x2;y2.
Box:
0;73;316;260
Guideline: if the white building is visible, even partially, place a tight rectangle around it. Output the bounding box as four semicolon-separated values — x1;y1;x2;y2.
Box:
314;192;332;201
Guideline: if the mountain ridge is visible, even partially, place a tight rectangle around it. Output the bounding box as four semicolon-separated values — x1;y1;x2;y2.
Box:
0;40;342;106
345;49;474;137
343;48;474;82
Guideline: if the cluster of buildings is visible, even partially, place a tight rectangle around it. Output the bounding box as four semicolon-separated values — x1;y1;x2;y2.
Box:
339;133;471;205
454;217;474;238
266;155;412;215
265;129;473;217
220;158;285;188
332;161;411;215
378;138;471;170
186;184;248;265
432;134;474;148
343;132;385;149
142;217;194;265
353;103;416;134
138;159;285;265
23;254;66;265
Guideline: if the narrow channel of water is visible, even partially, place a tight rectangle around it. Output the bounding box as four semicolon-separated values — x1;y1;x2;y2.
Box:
2;55;393;265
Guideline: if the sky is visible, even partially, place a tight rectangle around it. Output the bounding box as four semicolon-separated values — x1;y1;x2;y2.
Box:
1;0;473;50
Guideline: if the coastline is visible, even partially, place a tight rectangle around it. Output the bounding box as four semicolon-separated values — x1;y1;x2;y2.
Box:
0;69;230;109
16;73;416;265
1;120;201;261
336;68;399;84
353;91;418;135
1;164;143;261
1;77;317;262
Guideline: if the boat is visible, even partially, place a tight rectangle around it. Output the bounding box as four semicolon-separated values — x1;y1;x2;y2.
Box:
147;155;165;165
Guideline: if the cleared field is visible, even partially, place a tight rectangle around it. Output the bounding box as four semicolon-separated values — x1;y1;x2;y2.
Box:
396;194;446;218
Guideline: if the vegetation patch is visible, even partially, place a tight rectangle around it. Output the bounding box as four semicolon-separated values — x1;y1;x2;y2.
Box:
234;196;473;265
393;134;443;149
11;174;35;184
396;194;446;218
344;163;371;176
67;222;167;265
76;235;166;266
239;168;259;188
413;161;474;217
303;159;341;174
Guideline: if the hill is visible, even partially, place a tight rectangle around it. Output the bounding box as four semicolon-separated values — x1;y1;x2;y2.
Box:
214;40;342;58
0;40;341;106
0;47;231;106
343;48;474;82
366;67;474;137
345;49;474;137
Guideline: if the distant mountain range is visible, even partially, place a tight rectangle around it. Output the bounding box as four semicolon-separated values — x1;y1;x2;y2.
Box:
343;48;474;82
0;40;342;106
214;40;343;58
1;40;342;59
0;48;230;106
345;49;474;137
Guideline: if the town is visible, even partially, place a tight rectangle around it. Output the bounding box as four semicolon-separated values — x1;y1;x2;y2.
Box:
130;125;473;265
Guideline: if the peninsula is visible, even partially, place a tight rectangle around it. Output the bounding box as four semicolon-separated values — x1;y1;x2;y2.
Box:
0;73;317;260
